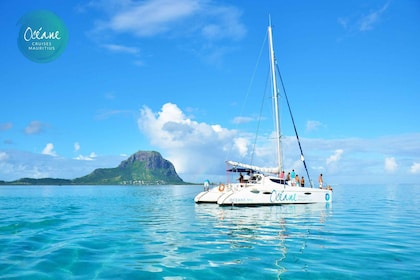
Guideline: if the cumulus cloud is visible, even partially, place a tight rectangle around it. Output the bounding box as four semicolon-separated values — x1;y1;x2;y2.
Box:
74;152;98;161
137;103;340;182
138;103;257;181
139;103;231;148
384;157;397;173
326;149;343;165
42;143;57;157
410;162;420;174
233;137;249;157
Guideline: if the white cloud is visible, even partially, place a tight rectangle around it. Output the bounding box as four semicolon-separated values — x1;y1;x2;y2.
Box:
338;2;390;33
358;2;389;31
108;0;200;36
199;5;245;41
42;143;57;157
102;44;140;54
0;150;127;181
74;152;98;161
384;157;397;173
410;162;420;174
100;0;246;40
137;103;420;184
25;121;47;135
138;102;250;181
74;142;80;152
90;0;246;64
233;116;254;124
0;152;9;161
326;149;343;165
306;120;323;132
233;137;249;157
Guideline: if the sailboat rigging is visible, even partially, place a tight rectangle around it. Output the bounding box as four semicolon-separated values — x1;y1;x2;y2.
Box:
194;18;332;206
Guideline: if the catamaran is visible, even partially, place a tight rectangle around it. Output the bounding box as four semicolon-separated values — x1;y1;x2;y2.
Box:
195;18;333;206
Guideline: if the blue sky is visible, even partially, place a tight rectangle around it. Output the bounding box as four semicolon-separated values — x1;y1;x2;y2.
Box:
1;0;419;185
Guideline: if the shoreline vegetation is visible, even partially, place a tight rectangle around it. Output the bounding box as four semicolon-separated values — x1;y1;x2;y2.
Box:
0;151;193;186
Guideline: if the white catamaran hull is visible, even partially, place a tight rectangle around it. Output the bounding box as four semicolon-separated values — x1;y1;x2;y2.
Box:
217;184;332;206
194;184;232;203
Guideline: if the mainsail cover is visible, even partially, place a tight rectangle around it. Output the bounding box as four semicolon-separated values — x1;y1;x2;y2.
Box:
227;160;280;174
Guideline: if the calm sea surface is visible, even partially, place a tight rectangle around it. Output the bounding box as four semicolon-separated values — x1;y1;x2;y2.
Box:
0;184;418;279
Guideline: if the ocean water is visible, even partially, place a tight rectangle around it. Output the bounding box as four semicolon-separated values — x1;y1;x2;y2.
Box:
0;184;418;279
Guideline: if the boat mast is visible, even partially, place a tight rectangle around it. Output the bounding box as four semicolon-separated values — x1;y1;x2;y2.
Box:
267;18;283;173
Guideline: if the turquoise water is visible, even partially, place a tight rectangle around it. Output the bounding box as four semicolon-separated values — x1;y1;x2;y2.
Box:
0;184;418;279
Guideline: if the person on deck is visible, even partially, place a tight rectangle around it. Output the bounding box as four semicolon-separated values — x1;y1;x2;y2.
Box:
295;175;300;187
279;170;285;184
301;176;305;187
279;170;285;179
238;173;244;183
318;174;323;189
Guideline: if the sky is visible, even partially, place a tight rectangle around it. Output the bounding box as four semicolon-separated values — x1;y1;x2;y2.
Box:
1;0;419;185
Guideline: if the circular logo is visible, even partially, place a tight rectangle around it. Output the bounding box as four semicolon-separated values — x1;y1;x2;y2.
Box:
17;10;68;63
325;193;330;201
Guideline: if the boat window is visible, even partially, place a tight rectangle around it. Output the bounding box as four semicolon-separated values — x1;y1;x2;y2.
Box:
269;178;283;184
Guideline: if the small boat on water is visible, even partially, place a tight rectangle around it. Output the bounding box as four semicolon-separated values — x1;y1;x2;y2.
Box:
195;18;332;206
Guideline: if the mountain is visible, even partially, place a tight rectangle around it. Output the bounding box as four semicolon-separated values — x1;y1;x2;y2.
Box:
72;151;185;185
2;151;186;185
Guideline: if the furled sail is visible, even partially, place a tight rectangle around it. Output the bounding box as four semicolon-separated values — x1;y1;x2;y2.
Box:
226;160;280;174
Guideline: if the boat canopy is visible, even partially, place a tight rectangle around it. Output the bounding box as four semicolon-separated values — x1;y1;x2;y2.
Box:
226;160;280;174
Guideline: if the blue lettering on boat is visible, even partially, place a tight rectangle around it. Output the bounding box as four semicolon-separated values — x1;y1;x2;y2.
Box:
325;193;330;201
270;190;297;202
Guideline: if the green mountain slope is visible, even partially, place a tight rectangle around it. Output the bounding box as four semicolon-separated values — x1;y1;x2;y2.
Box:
72;151;185;185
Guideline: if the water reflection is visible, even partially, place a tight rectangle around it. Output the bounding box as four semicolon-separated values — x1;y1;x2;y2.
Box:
194;203;332;278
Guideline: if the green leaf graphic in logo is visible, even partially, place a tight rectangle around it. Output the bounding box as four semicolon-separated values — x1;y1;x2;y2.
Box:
17;10;69;63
